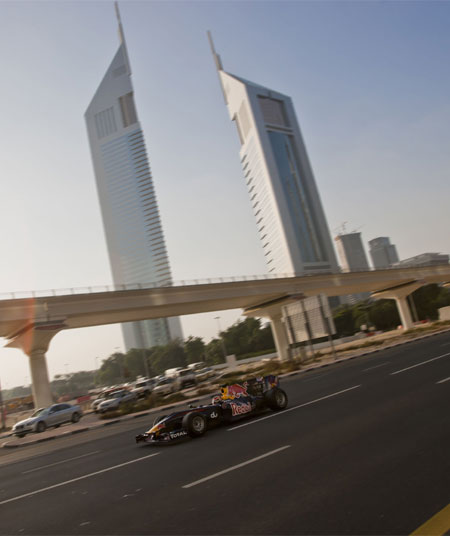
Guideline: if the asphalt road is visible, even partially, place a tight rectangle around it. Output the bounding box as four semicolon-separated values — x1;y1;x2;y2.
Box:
0;332;449;535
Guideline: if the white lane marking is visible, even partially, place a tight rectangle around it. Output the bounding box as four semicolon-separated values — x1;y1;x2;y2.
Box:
303;371;334;382
0;453;160;506
390;352;450;376
228;385;361;431
363;362;390;372
182;445;290;489
21;451;101;474
441;342;450;346
437;376;450;384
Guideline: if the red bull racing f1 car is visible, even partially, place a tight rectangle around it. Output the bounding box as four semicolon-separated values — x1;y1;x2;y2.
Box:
135;375;288;445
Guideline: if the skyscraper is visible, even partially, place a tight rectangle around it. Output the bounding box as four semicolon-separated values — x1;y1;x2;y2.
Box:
334;232;370;304
368;237;399;269
209;34;339;277
85;5;182;350
335;232;370;273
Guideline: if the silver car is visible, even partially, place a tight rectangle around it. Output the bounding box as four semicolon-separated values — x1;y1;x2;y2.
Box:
12;403;83;437
97;390;136;413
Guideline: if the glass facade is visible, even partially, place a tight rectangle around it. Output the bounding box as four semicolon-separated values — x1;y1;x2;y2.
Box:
267;131;326;263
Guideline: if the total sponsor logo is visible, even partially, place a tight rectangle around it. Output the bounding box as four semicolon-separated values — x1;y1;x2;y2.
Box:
231;402;252;417
169;430;188;439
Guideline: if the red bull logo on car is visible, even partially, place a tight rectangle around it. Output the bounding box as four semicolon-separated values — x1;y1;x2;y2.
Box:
220;382;249;400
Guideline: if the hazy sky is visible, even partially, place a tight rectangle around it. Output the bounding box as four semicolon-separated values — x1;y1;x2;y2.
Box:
1;0;449;389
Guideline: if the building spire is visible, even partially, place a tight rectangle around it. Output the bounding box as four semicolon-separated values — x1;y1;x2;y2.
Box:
115;2;125;44
114;2;131;75
207;30;223;72
207;31;228;104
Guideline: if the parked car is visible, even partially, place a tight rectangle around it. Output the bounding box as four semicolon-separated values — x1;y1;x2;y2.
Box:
187;362;205;371
91;388;121;413
195;367;216;383
132;379;155;399
12;403;83;437
97;390;136;413
152;377;175;396
172;368;197;390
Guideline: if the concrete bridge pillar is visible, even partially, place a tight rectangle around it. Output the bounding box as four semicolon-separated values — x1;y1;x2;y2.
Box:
371;280;425;331
269;313;290;362
394;296;414;331
27;348;53;408
5;322;65;409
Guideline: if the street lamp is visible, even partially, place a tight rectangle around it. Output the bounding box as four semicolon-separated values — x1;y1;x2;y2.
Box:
95;357;102;387
214;316;227;360
142;348;150;378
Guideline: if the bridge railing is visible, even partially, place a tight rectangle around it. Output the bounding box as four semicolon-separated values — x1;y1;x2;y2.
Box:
0;270;336;301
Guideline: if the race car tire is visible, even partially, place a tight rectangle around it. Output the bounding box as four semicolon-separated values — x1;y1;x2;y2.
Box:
36;421;46;433
265;388;288;411
182;412;207;438
153;415;167;426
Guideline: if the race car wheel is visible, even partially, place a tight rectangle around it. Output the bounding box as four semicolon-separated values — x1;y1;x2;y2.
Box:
265;388;288;411
182;412;207;438
36;421;46;433
153;415;167;426
71;412;80;423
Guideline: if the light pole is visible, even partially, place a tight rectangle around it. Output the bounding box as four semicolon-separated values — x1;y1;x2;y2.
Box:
214;316;227;361
115;347;126;383
142;348;150;378
95;357;102;387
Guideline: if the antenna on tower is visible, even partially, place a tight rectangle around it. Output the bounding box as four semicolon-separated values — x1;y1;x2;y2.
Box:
115;2;125;44
114;2;131;74
207;31;223;72
207;31;227;104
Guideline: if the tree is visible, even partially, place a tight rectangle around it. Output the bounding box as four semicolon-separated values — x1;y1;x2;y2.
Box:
333;305;355;337
412;284;450;321
148;339;187;375
221;317;275;357
204;339;225;365
184;336;206;364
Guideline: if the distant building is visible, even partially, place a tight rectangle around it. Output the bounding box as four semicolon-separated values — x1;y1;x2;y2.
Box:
335;232;370;273
369;237;399;269
84;6;183;350
209;34;339;278
393;253;449;268
335;232;370;304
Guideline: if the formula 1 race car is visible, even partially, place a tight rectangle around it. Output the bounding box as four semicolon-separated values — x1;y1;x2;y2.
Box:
135;375;288;445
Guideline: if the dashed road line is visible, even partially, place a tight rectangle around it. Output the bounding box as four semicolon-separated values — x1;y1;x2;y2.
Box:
436;376;450;384
390;352;450;376
182;445;291;488
363;362;390;372
0;453;160;506
21;451;101;474
227;385;361;431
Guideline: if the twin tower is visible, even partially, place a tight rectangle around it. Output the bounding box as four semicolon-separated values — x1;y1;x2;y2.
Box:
84;7;338;352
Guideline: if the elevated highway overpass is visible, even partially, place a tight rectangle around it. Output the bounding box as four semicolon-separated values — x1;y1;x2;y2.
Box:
1;265;450;408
